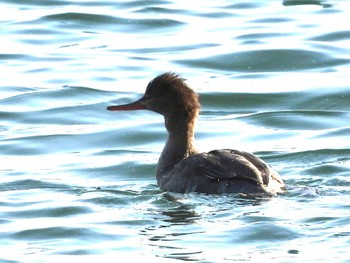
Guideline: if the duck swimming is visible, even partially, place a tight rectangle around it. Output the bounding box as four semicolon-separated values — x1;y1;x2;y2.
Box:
107;72;284;195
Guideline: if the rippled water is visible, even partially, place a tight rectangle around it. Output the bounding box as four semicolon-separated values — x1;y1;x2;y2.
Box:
1;0;350;262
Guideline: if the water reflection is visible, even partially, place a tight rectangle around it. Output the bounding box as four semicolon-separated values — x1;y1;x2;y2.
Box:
138;192;273;261
140;200;202;260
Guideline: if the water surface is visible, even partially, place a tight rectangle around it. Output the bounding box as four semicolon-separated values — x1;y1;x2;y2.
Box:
1;0;350;262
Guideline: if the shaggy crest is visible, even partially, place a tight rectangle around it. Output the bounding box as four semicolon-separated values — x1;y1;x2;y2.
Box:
146;72;200;119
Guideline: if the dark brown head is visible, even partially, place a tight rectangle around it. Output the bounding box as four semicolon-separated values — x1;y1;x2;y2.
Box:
107;72;200;120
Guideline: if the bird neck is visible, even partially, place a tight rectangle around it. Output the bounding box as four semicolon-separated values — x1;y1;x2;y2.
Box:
156;113;198;178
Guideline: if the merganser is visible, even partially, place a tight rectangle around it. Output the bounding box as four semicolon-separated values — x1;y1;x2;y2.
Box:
107;72;284;195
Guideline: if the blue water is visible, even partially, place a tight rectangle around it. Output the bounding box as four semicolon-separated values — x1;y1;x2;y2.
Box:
1;0;350;262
